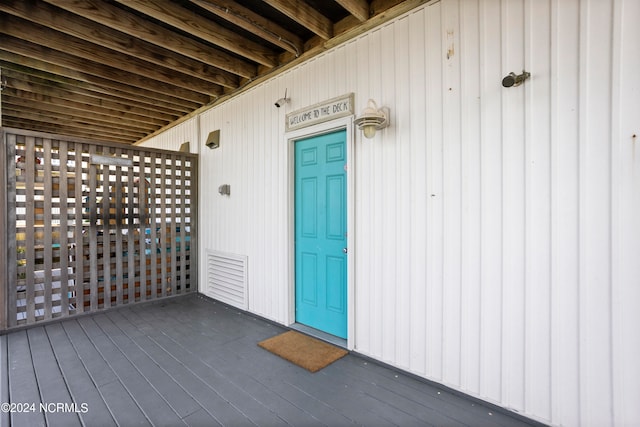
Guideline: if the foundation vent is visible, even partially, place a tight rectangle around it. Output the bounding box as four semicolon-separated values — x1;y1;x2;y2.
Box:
206;250;248;309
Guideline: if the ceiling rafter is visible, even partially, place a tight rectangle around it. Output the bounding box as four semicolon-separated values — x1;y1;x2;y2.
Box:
336;0;370;22
4;86;174;125
2;71;179;126
44;0;257;79
0;35;212;104
3;106;149;139
191;0;304;56
3;94;161;133
0;52;202;112
117;0;278;68
0;0;239;90
2;117;139;144
0;14;223;97
0;0;420;144
263;0;334;40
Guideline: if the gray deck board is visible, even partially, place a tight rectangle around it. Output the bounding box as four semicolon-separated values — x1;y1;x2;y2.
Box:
1;294;543;427
44;323;118;427
26;327;82;427
7;332;46;427
76;316;187;427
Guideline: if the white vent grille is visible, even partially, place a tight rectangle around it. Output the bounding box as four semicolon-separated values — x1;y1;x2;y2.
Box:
206;250;248;309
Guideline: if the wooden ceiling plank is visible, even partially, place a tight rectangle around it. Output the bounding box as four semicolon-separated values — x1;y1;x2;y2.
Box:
0;36;213;104
1;68;190;118
0;15;223;97
44;0;257;79
3;97;159;134
191;0;304;56
0;51;202;112
0;0;239;90
370;0;408;16
3;88;172;127
3;79;179;124
2;107;148;139
263;0;333;40
335;0;370;22
293;0;417;58
118;0;277;68
2;118;139;144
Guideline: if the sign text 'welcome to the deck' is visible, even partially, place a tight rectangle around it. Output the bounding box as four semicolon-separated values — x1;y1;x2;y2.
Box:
286;93;354;131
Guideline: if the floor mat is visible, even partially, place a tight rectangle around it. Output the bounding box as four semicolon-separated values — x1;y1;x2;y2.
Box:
258;330;348;373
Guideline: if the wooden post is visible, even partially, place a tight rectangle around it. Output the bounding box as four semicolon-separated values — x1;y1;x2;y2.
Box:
0;129;8;330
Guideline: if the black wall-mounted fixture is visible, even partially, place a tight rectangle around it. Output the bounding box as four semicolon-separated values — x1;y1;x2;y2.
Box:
218;184;231;196
502;70;531;88
205;130;220;149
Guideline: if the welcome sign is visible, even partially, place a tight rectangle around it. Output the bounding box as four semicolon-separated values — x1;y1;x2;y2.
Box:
286;93;354;131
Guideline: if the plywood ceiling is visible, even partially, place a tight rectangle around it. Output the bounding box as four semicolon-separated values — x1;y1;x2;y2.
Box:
0;0;420;145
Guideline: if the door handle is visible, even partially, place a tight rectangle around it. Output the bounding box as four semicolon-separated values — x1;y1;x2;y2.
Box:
343;247;348;254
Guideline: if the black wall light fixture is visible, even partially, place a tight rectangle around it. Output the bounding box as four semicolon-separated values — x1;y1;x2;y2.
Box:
502;70;531;88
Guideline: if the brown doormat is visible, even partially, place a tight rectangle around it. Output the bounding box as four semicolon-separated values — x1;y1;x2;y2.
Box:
258;330;348;373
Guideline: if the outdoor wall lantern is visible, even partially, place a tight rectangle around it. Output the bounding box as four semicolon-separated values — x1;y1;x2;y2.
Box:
354;99;389;139
205;129;220;149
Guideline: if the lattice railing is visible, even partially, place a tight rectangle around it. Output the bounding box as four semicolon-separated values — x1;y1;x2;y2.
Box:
1;129;198;329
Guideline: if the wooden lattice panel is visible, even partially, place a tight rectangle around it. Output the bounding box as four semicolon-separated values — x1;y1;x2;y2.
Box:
3;129;198;328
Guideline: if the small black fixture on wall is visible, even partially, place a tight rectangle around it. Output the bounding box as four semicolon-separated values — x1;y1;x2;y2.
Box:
502;70;531;88
205;130;220;149
218;184;231;196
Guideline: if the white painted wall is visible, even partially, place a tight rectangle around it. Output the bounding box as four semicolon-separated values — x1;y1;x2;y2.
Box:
140;0;640;425
137;116;199;154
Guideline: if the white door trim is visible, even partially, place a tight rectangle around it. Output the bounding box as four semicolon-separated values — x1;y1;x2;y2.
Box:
285;116;355;350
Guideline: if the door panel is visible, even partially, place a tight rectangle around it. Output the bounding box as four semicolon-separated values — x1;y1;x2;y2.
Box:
295;130;347;339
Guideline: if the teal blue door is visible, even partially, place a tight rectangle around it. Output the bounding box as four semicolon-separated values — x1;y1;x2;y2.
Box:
295;130;347;339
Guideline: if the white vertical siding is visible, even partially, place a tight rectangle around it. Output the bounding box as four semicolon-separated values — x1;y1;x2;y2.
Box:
550;0;581;424
140;1;640;425
137;117;199;153
612;2;640;427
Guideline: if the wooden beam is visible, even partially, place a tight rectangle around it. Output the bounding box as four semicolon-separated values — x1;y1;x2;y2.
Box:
336;0;370;22
288;0;416;60
2;118;138;144
0;0;239;89
1;68;185;119
371;0;407;16
45;0;257;79
0;36;213;104
2;88;172;127
191;0;304;56
263;0;333;40
0;15;222;97
0;51;202;112
118;0;278;68
3;76;180;123
2;107;148;140
2;97;158;133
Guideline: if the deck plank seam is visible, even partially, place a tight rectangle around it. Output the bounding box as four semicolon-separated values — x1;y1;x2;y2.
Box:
114;307;257;426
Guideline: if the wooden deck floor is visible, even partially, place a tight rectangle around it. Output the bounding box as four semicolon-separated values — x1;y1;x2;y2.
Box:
1;295;541;427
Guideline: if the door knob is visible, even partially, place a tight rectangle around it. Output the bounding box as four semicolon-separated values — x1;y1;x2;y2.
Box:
343;248;348;254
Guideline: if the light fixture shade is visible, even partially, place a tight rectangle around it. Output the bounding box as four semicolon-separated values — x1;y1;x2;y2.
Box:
363;125;377;139
354;99;389;139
